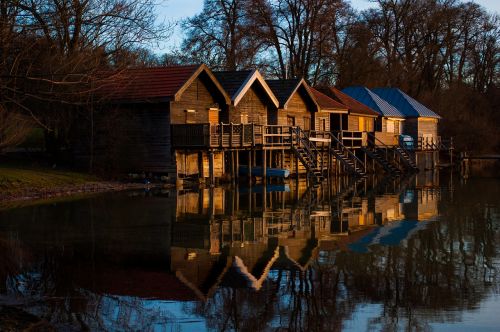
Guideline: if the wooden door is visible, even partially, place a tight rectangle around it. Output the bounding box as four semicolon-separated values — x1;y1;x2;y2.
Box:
208;108;219;124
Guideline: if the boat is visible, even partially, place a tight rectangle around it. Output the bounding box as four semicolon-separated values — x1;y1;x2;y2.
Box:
238;166;290;178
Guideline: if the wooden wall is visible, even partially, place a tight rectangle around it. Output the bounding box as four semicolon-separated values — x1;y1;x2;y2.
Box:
230;84;272;125
170;74;226;124
403;118;438;140
418;118;438;139
278;91;313;129
381;118;404;134
347;115;359;131
72;104;175;174
314;112;330;132
346;115;375;132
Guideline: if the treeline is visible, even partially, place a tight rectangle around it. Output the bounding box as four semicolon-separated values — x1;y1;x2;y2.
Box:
0;0;170;158
176;0;499;153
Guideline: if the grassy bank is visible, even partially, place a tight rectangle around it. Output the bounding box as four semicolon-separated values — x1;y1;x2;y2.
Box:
0;166;152;204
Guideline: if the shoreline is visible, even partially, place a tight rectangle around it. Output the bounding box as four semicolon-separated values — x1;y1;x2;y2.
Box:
0;181;168;207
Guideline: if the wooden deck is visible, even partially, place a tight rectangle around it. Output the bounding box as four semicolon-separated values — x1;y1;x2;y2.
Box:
172;124;292;149
171;124;374;149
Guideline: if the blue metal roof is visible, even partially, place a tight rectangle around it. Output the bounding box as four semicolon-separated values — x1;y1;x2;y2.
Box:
372;88;441;119
342;86;405;118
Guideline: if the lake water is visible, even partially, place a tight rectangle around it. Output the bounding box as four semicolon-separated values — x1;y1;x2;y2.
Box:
0;171;498;331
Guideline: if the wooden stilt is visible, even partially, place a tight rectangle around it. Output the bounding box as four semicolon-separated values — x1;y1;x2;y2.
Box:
235;150;239;179
209;151;215;185
248;150;252;185
263;149;267;183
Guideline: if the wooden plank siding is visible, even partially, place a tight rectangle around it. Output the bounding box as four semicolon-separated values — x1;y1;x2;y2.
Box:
418;118;438;139
230;84;272;125
170;76;223;124
314;112;330;132
278;92;313;130
71;105;175;174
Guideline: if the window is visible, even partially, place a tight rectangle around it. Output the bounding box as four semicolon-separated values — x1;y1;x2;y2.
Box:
287;116;295;126
240;113;249;124
185;109;196;124
321;118;327;131
387;120;395;133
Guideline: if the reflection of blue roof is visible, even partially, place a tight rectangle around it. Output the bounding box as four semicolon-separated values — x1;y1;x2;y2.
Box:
342;86;404;118
348;220;427;253
372;88;441;119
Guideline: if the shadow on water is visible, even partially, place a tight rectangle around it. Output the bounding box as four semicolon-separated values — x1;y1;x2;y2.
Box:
0;171;499;331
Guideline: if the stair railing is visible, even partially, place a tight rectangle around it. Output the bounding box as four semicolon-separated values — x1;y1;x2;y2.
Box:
291;127;320;169
326;132;365;173
368;132;409;166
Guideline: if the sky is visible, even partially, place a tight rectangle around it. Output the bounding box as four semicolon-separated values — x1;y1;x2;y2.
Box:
155;0;500;52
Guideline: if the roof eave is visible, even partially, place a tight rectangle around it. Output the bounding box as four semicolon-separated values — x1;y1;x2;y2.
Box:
233;70;280;108
283;78;320;112
174;64;232;105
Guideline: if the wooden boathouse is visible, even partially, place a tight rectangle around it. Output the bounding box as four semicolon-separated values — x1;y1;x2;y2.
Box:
87;64;448;183
371;88;442;149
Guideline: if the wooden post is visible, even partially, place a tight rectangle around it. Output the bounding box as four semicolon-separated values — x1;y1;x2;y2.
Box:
248;150;252;185
230;122;233;147
263;149;267;184
240;124;244;146
209;151;215;185
219;122;223;147
231;150;236;182
363;151;367;173
235;151;239;179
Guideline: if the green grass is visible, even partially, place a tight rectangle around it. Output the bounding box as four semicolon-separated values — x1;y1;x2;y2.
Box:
0;166;99;196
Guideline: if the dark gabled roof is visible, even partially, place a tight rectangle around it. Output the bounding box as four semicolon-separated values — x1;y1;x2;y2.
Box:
372;88;441;119
98;64;230;103
342;86;405;118
266;78;318;111
214;70;279;107
310;87;348;113
265;78;302;107
315;86;379;117
214;70;254;98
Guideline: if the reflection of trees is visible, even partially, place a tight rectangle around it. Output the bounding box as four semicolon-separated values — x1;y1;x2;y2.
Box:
0;178;498;331
181;179;499;331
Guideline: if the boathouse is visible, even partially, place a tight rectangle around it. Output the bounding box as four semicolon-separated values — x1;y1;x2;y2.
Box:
213;69;279;125
265;78;319;130
372;88;441;149
80;64;231;176
342;86;405;146
309;87;348;132
314;86;379;148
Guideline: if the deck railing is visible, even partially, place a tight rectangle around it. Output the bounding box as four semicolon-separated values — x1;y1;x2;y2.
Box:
417;136;445;151
172;123;296;148
333;131;367;148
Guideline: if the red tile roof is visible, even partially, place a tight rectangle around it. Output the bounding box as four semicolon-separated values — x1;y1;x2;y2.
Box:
310;87;349;112
315;86;379;117
99;65;201;101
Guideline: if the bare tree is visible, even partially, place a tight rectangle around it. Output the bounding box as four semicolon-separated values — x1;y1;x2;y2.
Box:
182;0;260;70
0;0;173;161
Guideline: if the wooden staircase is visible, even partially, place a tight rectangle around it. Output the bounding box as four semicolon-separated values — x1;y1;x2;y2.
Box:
362;147;402;176
393;146;418;171
327;133;366;177
366;133;418;174
291;127;325;184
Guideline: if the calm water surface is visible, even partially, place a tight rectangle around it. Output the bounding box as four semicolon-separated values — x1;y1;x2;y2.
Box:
0;171;499;331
